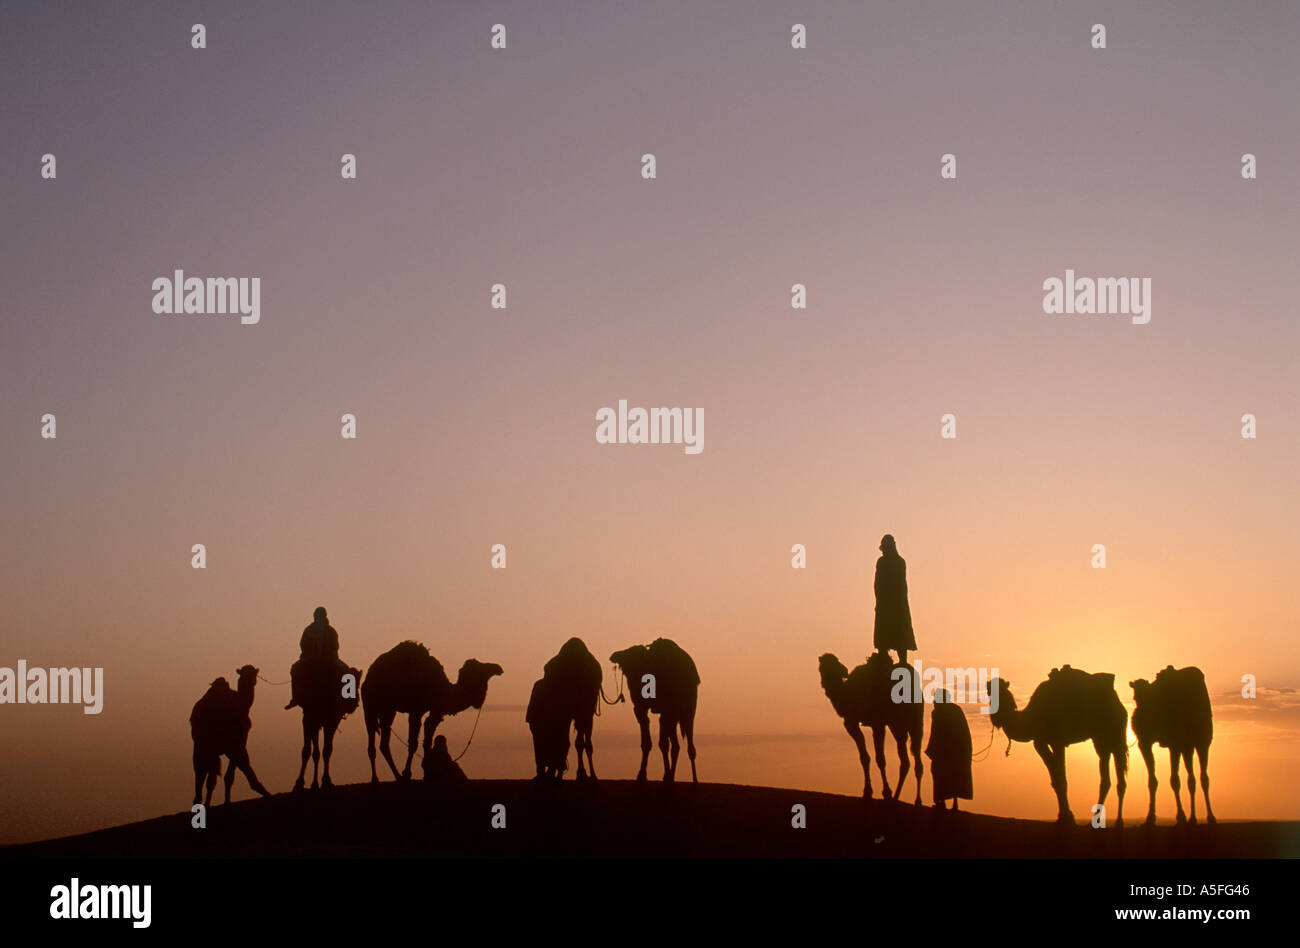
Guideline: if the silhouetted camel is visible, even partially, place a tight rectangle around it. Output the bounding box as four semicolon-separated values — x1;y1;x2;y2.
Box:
291;660;362;791
539;637;603;779
988;665;1128;825
609;638;699;783
818;651;924;802
189;664;272;806
1130;665;1215;825
526;675;571;779
361;641;502;782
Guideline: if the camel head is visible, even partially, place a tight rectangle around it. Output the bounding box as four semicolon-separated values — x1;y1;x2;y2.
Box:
456;659;503;710
236;665;259;686
341;666;363;714
986;677;1015;726
610;645;649;674
817;653;848;691
1129;678;1153;707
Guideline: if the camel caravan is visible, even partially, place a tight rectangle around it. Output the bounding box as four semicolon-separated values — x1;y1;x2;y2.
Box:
187;605;703;805
813;535;1218;825
188;536;1218;828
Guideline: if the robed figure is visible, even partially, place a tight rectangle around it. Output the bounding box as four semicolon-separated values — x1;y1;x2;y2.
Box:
285;606;346;711
925;689;973;809
873;534;916;664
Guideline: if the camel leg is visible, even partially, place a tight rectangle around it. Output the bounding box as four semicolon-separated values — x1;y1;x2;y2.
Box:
294;719;311;791
310;731;321;790
1183;748;1197;824
1052;744;1071;823
658;717;675;783
1116;747;1126;826
911;730;924;805
1168;747;1186;824
397;713;420;780
366;714;380;783
1034;740;1071;822
579;714;597;780
222;755;237;804
321;723;335;788
204;767;217;808
667;718;682;781
584;722;597;780
893;729;912;804
872;726;893;800
843;720;872;798
232;748;271;798
378;714;404;782
1197;744;1215;824
682;714;698;784
634;707;651;781
193;747;208;806
1139;742;1158;825
1096;748;1113;824
574;719;590;780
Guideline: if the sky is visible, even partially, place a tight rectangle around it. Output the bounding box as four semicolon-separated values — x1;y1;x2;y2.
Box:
1;1;1298;845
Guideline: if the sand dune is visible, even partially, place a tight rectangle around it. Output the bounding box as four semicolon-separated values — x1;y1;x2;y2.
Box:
6;780;1296;859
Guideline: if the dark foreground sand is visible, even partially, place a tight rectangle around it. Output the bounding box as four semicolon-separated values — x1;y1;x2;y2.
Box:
5;780;1297;859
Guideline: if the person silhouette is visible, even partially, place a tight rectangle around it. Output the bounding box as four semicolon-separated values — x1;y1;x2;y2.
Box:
285;606;342;711
873;534;916;666
925;688;973;810
422;734;468;783
526;676;571;779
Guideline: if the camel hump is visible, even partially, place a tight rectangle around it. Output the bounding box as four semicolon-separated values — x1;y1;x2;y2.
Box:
189;678;233;730
1049;665;1112;686
545;637;599;679
1156;665;1204;686
393;640;432;661
1154;665;1211;711
369;640;440;675
649;638;699;685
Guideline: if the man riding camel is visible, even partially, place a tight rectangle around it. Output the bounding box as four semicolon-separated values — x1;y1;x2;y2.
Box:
285;606;345;710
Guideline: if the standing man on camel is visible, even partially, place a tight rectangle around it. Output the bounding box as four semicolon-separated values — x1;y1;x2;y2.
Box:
873;534;916;666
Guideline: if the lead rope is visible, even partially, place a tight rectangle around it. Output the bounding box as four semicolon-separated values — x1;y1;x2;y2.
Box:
970;715;998;763
598;665;626;714
451;703;485;763
387;704;483;764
